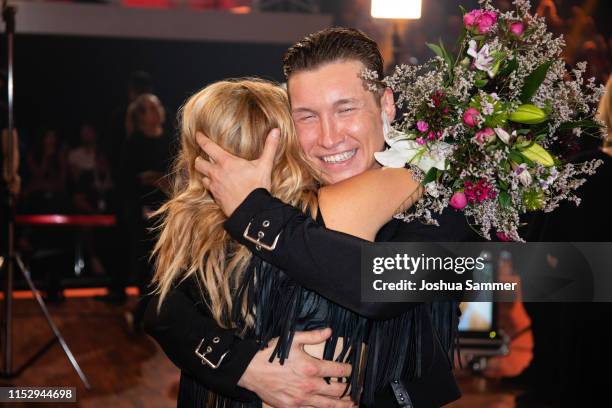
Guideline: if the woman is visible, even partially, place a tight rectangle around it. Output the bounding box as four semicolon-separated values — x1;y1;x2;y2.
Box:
120;93;174;329
151;78;423;407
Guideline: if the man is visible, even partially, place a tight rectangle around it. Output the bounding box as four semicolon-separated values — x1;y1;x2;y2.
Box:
145;28;478;407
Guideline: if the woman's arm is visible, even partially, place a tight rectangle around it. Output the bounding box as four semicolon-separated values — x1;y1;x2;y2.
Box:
318;167;422;241
144;276;355;406
224;189;420;320
143;278;260;401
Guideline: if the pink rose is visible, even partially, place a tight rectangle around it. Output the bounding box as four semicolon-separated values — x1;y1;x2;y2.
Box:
462;107;480;128
464;9;497;33
463;10;481;27
474;128;496;145
449;191;468;210
477;11;498;34
416;120;429;133
416;137;426;145
510;21;525;36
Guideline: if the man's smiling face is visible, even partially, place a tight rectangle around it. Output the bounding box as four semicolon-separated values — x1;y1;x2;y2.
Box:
288;59;395;185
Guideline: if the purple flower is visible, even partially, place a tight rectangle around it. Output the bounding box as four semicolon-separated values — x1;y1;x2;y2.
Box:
416;137;426;145
416;120;429;133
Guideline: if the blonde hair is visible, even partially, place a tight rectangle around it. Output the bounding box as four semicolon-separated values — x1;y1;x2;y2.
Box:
598;76;612;145
151;78;319;330
126;93;166;136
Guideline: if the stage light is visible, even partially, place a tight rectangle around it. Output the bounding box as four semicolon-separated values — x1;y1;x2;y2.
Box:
371;0;422;20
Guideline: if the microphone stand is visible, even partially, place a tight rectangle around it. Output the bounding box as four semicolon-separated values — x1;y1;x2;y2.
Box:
0;1;90;389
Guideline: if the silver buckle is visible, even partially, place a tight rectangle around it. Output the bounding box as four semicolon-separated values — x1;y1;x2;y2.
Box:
195;338;229;369
242;222;280;251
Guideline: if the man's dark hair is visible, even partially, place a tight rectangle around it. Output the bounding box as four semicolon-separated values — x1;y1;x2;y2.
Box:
282;27;384;80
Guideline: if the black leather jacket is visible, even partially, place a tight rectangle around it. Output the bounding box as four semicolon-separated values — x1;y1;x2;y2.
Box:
144;188;480;407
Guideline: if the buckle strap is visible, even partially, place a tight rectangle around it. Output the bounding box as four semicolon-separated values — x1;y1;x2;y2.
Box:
195;337;230;369
390;380;414;408
242;221;281;251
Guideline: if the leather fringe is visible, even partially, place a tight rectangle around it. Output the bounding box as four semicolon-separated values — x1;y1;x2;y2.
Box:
429;300;461;369
178;372;262;408
184;259;461;408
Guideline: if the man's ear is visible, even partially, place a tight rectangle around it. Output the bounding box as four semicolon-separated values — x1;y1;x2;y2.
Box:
381;88;396;122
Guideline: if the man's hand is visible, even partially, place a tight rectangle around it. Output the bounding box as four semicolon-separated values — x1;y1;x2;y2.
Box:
194;129;280;217
238;328;356;408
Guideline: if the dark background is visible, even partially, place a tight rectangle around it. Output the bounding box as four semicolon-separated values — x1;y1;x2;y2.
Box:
2;0;610;146
7;36;289;145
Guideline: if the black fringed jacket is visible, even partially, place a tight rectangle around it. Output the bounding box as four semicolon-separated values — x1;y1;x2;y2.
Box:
144;189;481;407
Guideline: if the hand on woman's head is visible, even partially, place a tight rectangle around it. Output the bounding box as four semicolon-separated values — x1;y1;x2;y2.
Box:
194;128;280;217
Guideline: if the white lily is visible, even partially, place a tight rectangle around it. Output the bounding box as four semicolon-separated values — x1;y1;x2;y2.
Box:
467;40;495;78
375;132;451;173
512;163;533;187
514;163;533;186
494;127;516;145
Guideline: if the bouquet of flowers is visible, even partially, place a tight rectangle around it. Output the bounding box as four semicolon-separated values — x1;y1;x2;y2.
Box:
366;0;606;241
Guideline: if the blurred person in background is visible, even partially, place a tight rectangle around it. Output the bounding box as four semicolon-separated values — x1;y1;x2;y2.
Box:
120;93;174;330
575;39;610;84
68;122;114;276
106;70;153;173
19;127;71;301
22;127;68;213
99;71;154;304
68;122;113;214
537;0;565;34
